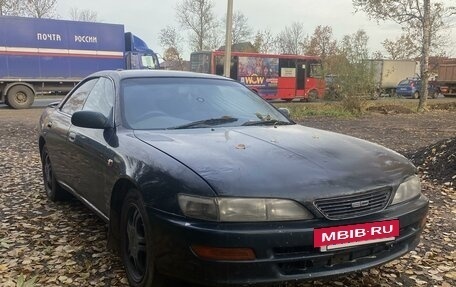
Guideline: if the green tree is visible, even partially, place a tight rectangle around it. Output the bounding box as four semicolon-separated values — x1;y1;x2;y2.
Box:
303;25;338;61
328;30;375;113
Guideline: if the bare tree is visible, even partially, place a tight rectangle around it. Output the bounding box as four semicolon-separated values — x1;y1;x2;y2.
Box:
340;29;370;64
253;29;276;53
69;7;98;22
159;25;185;70
303;25;338;61
24;0;57;18
0;0;22;15
176;0;219;51
371;50;385;59
353;0;456;111
382;34;418;60
228;11;253;45
276;22;306;55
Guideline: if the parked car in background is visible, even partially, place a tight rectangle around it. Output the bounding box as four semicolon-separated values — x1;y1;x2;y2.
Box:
39;70;428;287
396;78;438;99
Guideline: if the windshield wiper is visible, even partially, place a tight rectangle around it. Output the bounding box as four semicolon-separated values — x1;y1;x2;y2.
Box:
170;117;239;129
241;119;293;126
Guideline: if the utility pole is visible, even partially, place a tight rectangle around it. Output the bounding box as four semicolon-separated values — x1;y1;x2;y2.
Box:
224;0;234;78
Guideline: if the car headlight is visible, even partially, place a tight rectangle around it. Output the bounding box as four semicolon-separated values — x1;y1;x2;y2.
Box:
391;175;422;205
178;194;314;222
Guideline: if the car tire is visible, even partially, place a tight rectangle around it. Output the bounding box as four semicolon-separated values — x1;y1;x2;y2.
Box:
307;90;319;102
41;146;68;201
120;189;166;287
413;91;419;99
7;85;34;109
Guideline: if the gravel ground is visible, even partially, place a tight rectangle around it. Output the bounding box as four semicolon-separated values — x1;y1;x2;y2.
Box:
0;108;454;287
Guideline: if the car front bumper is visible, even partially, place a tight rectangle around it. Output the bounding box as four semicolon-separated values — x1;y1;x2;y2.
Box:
146;195;428;286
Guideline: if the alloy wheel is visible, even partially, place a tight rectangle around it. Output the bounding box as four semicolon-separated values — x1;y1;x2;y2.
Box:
125;204;148;283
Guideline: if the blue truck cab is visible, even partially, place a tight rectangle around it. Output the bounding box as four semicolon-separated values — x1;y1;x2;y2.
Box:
0;16;160;109
125;32;160;70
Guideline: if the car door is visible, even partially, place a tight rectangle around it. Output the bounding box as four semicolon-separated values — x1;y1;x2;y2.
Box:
67;77;116;215
44;79;98;188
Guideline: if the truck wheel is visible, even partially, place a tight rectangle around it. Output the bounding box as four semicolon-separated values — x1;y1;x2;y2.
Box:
413;91;419;99
7;85;35;109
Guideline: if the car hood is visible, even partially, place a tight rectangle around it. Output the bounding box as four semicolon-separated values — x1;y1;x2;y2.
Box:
134;125;415;201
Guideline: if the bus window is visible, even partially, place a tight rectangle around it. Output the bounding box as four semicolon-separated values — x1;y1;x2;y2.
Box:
214;55;239;80
279;59;296;77
310;64;323;78
215;56;224;76
231;56;239;80
190;53;211;74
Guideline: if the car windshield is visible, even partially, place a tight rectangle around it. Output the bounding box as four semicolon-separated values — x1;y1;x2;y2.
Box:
121;77;292;130
398;80;410;85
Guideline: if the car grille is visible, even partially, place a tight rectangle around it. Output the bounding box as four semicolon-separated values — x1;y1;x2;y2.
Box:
314;187;392;220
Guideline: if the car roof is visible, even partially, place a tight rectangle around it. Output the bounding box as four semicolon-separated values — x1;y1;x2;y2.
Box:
90;69;232;81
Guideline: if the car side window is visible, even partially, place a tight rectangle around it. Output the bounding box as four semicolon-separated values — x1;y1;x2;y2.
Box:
83;77;115;118
61;79;98;115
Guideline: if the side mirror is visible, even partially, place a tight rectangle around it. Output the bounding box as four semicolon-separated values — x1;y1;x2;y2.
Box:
278;108;290;118
47;101;60;108
71;110;111;129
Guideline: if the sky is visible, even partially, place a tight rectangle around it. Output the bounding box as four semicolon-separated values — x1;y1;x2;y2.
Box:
56;0;456;58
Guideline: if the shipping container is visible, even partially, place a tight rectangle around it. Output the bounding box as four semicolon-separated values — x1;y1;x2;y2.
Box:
368;60;419;97
0;16;159;108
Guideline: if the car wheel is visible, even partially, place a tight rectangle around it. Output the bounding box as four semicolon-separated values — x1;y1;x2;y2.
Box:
307;90;319;102
120;190;166;287
41;146;67;201
413;91;419;99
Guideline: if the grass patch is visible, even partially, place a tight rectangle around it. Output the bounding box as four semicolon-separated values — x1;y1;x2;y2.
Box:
274;102;356;120
273;98;456;120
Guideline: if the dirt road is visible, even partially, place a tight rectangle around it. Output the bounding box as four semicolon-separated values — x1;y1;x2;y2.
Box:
0;107;454;287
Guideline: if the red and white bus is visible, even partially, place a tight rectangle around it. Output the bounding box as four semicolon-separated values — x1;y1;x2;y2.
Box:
190;51;325;101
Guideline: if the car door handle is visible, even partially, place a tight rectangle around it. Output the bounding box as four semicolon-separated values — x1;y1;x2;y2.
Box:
47;122;53;128
68;132;77;142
